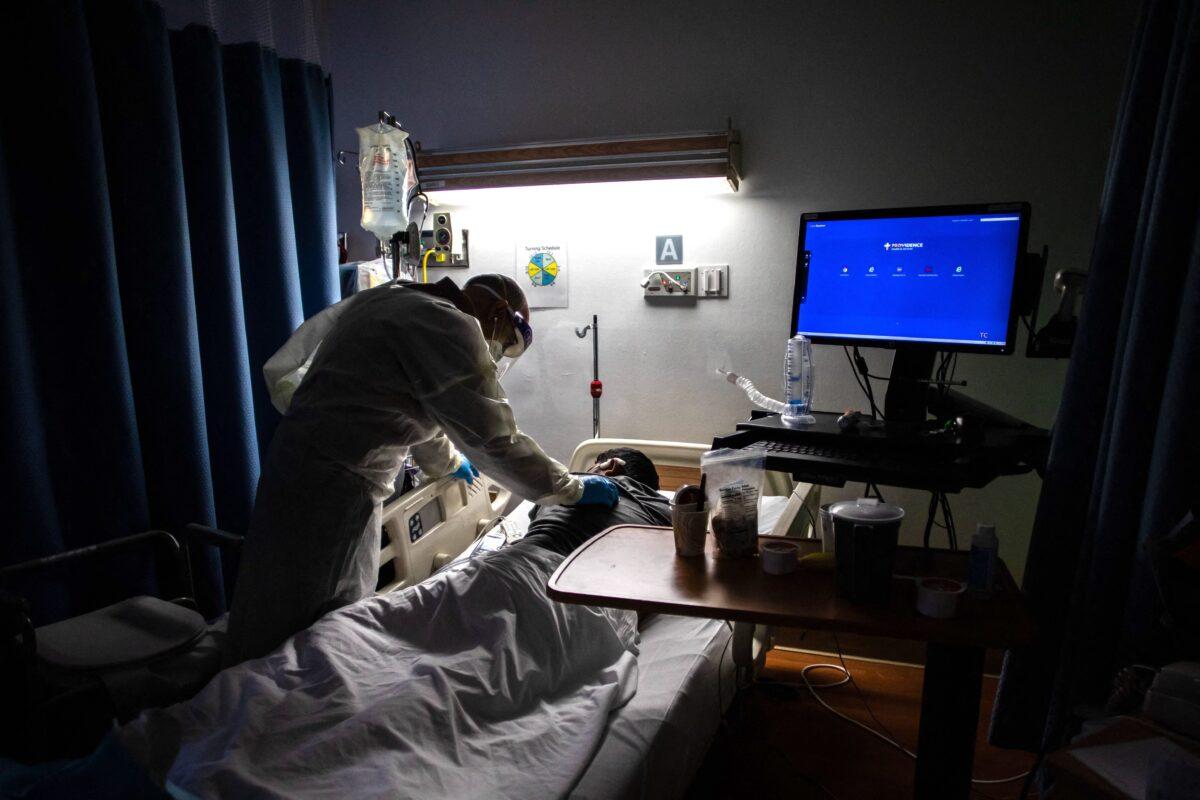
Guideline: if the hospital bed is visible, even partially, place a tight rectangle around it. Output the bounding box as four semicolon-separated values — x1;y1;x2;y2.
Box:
4;438;816;798
379;436;815;681
385;437;816;798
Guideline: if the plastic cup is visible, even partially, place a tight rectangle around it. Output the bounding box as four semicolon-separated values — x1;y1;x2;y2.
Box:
672;504;709;557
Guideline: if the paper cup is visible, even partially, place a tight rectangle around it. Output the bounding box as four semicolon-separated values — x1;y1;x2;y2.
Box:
915;577;966;618
761;541;799;574
672;505;709;557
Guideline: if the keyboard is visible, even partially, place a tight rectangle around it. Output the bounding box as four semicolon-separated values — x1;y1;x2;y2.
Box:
747;440;957;490
753;440;913;467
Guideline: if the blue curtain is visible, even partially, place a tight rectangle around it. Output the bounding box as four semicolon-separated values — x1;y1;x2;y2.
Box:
991;0;1200;754
0;0;337;621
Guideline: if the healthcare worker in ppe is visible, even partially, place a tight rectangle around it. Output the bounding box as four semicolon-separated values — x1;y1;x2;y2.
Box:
227;273;618;662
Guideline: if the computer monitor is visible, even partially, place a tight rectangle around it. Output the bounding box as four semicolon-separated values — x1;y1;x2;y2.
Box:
791;202;1031;419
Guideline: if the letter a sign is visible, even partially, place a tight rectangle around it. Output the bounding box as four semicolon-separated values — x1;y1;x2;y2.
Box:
656;235;683;265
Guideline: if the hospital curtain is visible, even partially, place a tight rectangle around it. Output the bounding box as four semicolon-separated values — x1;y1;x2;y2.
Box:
990;0;1200;757
0;0;338;621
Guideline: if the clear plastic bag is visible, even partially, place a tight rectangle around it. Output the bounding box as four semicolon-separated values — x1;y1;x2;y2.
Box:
357;123;412;243
701;448;765;558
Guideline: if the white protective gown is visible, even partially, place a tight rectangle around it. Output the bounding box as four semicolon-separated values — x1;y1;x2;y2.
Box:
228;279;582;662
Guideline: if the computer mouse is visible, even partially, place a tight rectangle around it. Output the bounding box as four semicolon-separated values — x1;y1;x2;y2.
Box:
838;410;868;430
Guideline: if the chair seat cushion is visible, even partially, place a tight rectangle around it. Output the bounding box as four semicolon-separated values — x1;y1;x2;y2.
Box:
36;596;206;671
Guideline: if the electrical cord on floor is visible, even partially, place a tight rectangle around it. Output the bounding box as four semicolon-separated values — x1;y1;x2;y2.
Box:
831;632;902;743
786;640;1030;788
719;628;841;800
1017;750;1044;799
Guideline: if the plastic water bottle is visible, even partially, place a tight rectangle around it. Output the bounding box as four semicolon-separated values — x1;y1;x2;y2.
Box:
967;523;999;598
782;334;816;427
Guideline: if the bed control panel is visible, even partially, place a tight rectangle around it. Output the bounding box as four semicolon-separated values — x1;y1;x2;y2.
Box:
378;475;510;593
407;497;445;543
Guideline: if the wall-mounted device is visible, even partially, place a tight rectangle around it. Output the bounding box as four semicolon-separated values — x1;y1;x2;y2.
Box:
698;264;729;298
642;268;697;298
1026;255;1087;359
419;211;470;268
433;212;452;254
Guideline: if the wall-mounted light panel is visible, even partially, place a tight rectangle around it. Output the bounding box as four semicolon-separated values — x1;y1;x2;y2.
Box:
414;124;741;194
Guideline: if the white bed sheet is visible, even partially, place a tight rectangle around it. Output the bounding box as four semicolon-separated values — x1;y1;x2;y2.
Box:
570;614;733;800
494;494;749;799
124;492;759;799
119;547;641;800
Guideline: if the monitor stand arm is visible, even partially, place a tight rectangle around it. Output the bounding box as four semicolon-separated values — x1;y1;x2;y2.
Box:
884;347;937;422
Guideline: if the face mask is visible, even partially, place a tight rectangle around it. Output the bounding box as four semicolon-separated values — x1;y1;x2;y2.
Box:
476;284;533;369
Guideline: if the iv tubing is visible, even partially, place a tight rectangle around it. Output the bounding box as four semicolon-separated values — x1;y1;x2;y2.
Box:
640;270;686;291
421;249;435;283
718;369;788;414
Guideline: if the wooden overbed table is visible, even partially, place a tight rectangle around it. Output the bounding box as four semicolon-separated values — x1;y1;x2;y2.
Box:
547;525;1034;800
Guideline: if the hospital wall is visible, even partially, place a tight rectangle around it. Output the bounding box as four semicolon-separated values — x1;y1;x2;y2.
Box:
323;0;1137;582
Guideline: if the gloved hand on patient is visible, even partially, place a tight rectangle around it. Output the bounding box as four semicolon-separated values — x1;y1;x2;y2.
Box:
451;456;480;485
574;474;619;507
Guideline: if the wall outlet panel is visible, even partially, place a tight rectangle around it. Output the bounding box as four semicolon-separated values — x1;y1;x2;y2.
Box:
419;229;470;267
643;267;697;298
697;264;729;298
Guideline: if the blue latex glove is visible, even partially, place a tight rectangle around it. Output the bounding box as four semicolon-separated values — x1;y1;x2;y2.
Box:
575;474;619;507
451;456;479;485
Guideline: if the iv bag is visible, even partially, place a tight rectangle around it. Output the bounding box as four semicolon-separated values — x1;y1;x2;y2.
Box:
357;123;413;243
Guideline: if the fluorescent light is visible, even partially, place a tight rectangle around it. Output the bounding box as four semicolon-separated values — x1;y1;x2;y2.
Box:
427;176;735;208
415;128;741;194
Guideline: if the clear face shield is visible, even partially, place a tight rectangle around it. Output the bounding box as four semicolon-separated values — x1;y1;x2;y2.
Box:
477;284;533;381
494;354;518;381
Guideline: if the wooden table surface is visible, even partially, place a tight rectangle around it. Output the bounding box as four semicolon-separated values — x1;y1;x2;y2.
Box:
547;525;1033;649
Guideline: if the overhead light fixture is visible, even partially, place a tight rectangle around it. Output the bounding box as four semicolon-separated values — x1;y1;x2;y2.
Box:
413;122;742;194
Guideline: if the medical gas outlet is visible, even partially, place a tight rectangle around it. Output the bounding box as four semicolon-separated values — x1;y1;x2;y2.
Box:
698;265;729;297
642;268;696;297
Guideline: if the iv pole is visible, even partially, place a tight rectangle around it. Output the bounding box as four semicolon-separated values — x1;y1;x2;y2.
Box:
575;315;602;439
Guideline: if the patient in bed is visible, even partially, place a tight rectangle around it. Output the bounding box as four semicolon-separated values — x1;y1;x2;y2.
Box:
107;448;676;800
514;446;670;557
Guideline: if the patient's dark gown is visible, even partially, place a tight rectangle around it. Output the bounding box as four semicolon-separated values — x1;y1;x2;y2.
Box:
515;476;670;557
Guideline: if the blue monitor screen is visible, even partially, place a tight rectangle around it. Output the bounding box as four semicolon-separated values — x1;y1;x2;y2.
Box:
794;209;1025;349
